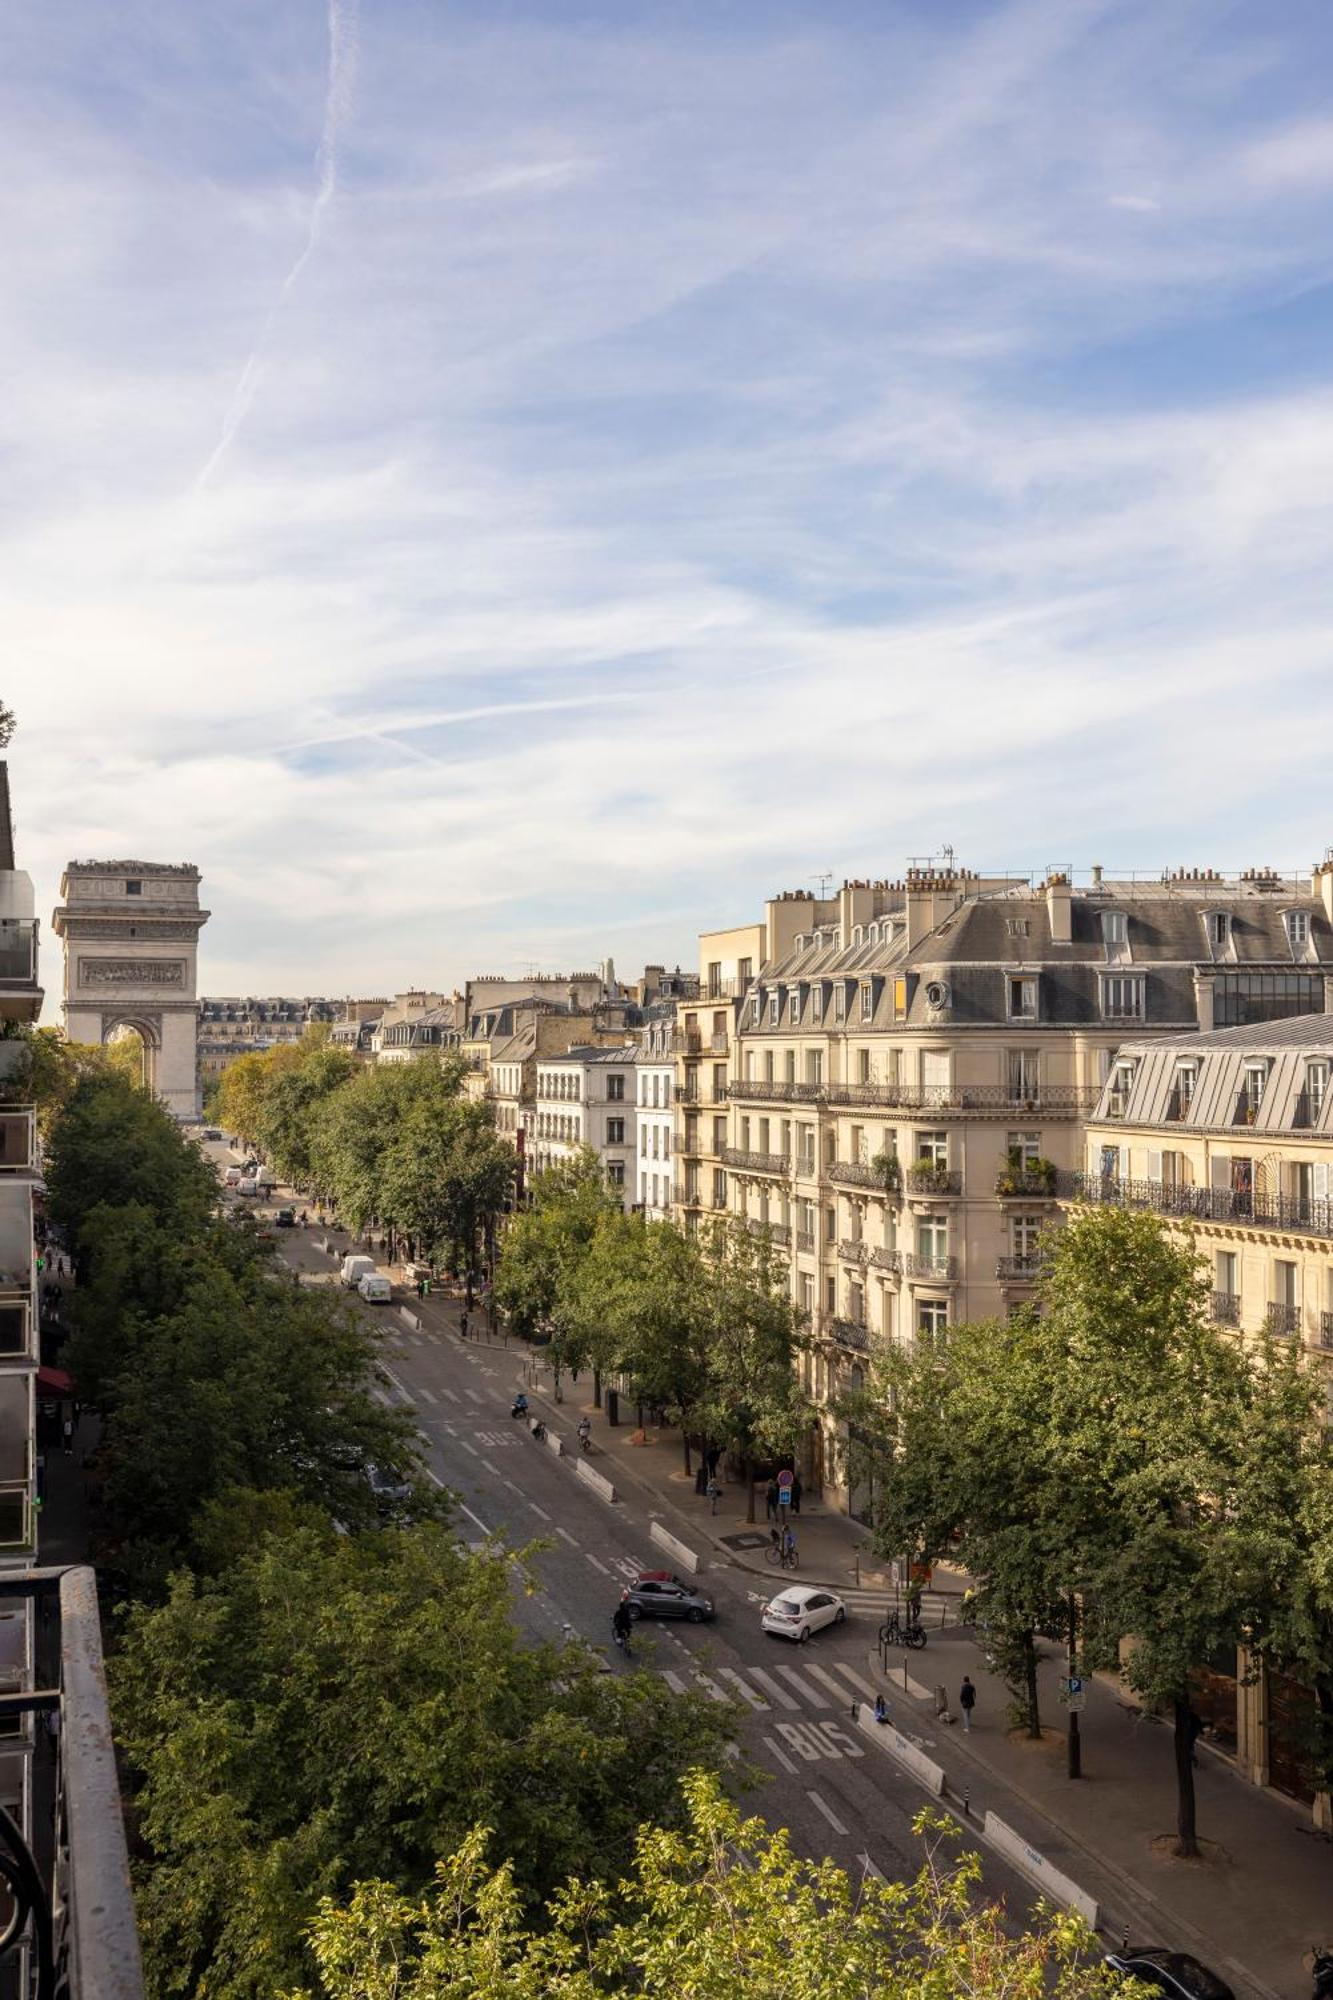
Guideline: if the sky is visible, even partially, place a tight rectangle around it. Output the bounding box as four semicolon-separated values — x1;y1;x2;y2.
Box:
5;0;1333;1003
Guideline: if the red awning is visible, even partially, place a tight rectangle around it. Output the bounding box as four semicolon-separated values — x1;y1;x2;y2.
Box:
37;1366;73;1397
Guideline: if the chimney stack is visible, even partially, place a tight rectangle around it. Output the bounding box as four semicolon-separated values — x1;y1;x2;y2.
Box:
1045;872;1072;944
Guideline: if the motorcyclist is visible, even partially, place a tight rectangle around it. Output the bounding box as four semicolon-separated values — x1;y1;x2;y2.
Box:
611;1602;633;1649
531;1417;546;1443
511;1393;529;1418
577;1416;592;1449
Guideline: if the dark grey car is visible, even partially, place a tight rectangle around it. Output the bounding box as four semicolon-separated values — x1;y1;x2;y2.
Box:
620;1571;715;1623
1103;1950;1235;2000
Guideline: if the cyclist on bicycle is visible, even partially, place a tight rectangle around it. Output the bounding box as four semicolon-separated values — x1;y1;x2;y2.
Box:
780;1524;797;1562
577;1416;592;1450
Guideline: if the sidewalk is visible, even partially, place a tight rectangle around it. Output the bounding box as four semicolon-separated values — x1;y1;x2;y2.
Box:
408;1303;1328;2000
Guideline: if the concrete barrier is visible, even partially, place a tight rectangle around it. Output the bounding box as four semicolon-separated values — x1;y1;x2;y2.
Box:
543;1427;564;1458
852;1703;946;1795
576;1458;617;1503
650;1521;704;1574
398;1306;421;1331
983;1814;1099;1929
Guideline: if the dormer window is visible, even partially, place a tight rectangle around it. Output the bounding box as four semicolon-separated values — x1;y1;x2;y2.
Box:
793;935;804;953
788;989;800;1024
1101;974;1145;1020
1173;1061;1198;1115
768;992;780;1026
852;926;863;946
1285;909;1311;953
1007;975;1038;1020
811;985;823;1024
1100;910;1127;949
1207;911;1232;952
833;984;846;1023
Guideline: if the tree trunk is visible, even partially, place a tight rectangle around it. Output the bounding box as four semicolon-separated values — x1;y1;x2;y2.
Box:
1023;1628;1041;1739
681;1431;693;1476
744;1459;756;1524
1173;1697;1200;1857
593;1368;603;1410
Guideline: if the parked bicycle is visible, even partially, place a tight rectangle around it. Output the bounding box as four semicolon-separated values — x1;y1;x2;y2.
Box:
765;1530;799;1570
879;1610;927;1651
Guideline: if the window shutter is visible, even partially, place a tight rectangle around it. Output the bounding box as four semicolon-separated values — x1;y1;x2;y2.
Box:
1314;1163;1330;1202
1210;1154;1229;1191
1147;1148;1163;1184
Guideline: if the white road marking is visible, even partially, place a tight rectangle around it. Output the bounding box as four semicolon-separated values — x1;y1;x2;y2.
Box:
832;1662;878;1700
481;1459;501;1477
806;1662;857;1705
416;1386;437;1405
692;1672;730;1704
585;1554;612;1576
379;1364;414;1404
717;1668;769;1711
807;1790;850;1836
774;1665;832;1708
459;1501;491;1539
425;1469;445;1486
528;1502;551;1520
556;1528;579;1548
763;1734;799;1775
460;1441;478;1457
441;1388;461;1405
464;1388;484;1405
747;1667;801;1712
858;1852;885;1881
662;1670;689;1694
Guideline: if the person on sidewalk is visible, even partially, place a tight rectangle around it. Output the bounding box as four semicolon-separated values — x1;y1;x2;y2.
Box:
874;1695;889;1725
791;1472;802;1515
765;1478;779;1522
706;1477;721;1516
705;1444;721;1478
460;1313;469;1339
959;1675;976;1733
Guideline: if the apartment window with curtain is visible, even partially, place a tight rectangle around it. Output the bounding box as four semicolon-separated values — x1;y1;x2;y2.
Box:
858;1048;871;1084
1007;976;1038;1020
860;981;874;1021
1007;1049;1039;1102
917;1298;948;1337
1101;975;1145;1020
806;1048;823;1086
834;984;846;1023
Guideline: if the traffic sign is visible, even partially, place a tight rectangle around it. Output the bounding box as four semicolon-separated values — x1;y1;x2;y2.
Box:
777;1469;793;1489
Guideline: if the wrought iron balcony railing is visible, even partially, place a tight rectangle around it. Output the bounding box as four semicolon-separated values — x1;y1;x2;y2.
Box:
905;1163;961;1197
904;1251;957;1281
795;1228;815;1253
728;1077;1099;1117
828;1160;899;1192
1321;1309;1333;1350
869;1245;902;1274
0;1565;144;2000
1211;1290;1241;1326
994;1168;1057;1199
996;1254;1043;1280
746;1218;791;1246
1264;1301;1302;1338
1063;1171;1333;1241
677;1085;728;1106
721;1147;790;1176
826;1316;869;1351
838;1239;870;1265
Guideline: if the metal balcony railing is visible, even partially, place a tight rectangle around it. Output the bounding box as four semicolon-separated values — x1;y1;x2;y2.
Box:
1264;1301;1302;1338
905;1252;957;1281
746;1218;791;1246
905;1163;961;1197
869;1245;901;1274
1211;1290;1241;1326
1063;1171;1333;1241
828;1160;899;1192
710;1032;729;1054
678;1085;727;1106
994;1168;1057;1199
727;1077;1099;1117
680;1185;702;1207
1233;1091;1264;1128
795;1228;815;1253
721;1147;790;1176
996;1253;1043;1280
0;1566;144;1999
838;1239;870;1265
826;1316;869;1351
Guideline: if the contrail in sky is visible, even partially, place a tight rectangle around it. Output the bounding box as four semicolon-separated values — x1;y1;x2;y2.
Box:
194;0;359;490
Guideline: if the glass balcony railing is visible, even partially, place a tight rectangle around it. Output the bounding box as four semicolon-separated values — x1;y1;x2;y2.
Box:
0;925;36;986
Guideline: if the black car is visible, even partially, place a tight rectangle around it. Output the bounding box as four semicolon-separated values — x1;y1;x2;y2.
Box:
274;1207;296;1227
1104;1949;1235;2000
619;1571;715;1623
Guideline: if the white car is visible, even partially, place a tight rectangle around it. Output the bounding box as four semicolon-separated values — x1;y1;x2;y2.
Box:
236;1176;259;1196
357;1273;392;1303
761;1585;847;1644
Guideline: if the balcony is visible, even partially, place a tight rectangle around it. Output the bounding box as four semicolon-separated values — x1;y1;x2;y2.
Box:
1293;1091;1325;1130
869;1245;902;1275
826;1316;869;1352
746;1218;791;1247
795;1228;815;1254
671;1030;703;1056
996;1254;1043;1281
1104;1091;1130;1121
728;1077;1100;1118
1165;1088;1194;1124
710;1031;729;1055
1063;1171;1333;1241
678;1085;728;1107
0;1565;145;1998
680;1185;702;1208
905;1252;957;1281
1321;1310;1333;1350
1265;1301;1302;1338
1233;1090;1264;1128
0;923;37;990
1211;1290;1241;1327
721;1146;790;1176
838;1239;870;1265
994;1167;1057;1199
828;1160;901;1193
905;1162;961;1197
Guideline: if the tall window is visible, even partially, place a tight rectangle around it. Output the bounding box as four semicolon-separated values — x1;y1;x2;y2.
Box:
1007;976;1038;1020
916;1214;947;1262
1101;975;1145;1020
1100;909;1127;948
607;1117;624;1144
834;984;846;1023
738;958;753;988
1285;910;1310;952
607;1073;625;1101
1007;1049;1040;1101
1007;1129;1039;1166
1306;1061;1328;1120
861;981;874;1021
806;1048;823;1085
1214;972;1323;1027
789;990;800;1024
917;1129;947;1166
917;1299;948;1337
858;1048;871;1084
769;993;780;1026
1174;1062;1197;1114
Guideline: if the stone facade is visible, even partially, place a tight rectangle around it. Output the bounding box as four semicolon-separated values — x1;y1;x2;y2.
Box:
53;862;210;1120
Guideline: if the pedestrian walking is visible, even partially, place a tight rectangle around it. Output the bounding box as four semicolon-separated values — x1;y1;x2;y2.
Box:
460;1312;469;1339
706;1477;721;1516
959;1675;976;1733
791;1472;802;1515
765;1479;779;1522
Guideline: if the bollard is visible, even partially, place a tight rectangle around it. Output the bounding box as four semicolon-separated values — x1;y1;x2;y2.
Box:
1122;1928;1129;1953
963;1789;970;1816
903;1661;908;1692
851;1700;858;1720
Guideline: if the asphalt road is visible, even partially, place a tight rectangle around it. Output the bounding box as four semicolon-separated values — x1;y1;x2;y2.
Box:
213;1153;1034;1914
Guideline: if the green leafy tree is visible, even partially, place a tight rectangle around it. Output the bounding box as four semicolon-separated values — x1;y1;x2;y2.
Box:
256;1032;357;1187
600;1217;712;1471
494;1153;621;1389
45;1072;217;1267
216;1049;280;1149
115;1524;739;2000
287;1776;1132;2000
693;1221;812;1521
378;1092;514;1296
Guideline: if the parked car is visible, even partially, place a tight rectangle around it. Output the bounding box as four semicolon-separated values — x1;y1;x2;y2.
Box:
274;1207;296;1228
761;1585;847;1643
619;1571;715;1623
357;1272;392;1303
223;1166;242;1188
366;1462;412;1506
202;1127;223;1141
1103;1951;1235;2000
340;1253;376;1289
236;1177;259;1197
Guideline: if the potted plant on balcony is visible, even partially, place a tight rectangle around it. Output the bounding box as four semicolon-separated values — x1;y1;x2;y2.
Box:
907;1157;952;1194
870;1149;901;1193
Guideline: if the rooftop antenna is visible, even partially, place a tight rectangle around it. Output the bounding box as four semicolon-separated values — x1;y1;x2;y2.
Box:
811;870;834;899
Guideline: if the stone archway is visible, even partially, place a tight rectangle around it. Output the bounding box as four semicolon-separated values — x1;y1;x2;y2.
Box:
103;1016;161;1094
52;863;209;1120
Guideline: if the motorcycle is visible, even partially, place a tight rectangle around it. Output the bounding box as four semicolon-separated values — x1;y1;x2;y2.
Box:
511;1397;529;1419
611;1617;632;1658
577;1423;593;1454
530;1418;547;1443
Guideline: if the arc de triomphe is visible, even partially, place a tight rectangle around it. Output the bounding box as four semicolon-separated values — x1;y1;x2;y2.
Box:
52;862;210;1120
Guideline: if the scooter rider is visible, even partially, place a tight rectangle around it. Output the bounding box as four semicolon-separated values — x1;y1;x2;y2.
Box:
511;1392;529;1418
611;1602;633;1651
577;1416;592;1450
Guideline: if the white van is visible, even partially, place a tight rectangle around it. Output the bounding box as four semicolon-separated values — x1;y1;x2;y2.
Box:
254;1168;276;1192
340;1253;376;1289
223;1166;242;1188
357;1273;392;1304
237;1176;259;1197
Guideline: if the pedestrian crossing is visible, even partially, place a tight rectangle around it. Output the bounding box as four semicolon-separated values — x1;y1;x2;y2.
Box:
659;1657;876;1712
